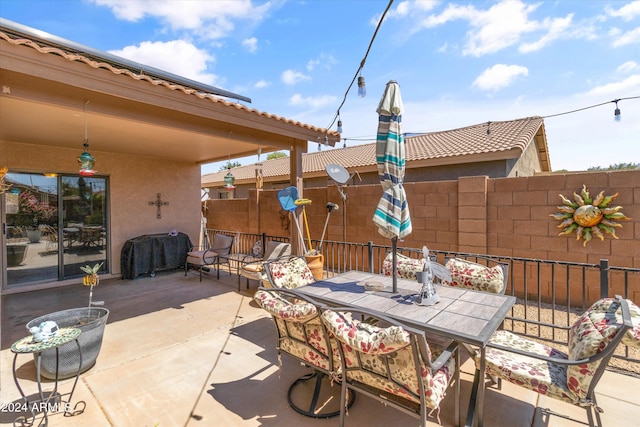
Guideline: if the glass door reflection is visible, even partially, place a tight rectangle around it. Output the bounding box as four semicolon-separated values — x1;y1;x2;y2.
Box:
4;172;59;286
62;176;107;278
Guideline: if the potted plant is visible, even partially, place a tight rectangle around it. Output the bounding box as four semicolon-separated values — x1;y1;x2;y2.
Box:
26;263;109;379
13;191;57;243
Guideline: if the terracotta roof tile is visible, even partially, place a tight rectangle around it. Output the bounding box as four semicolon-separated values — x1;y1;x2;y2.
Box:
0;28;339;140
202;116;547;185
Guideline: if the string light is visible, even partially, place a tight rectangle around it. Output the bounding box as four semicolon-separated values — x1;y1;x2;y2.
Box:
357;76;366;98
335;95;639;143
541;96;638;120
325;0;395;134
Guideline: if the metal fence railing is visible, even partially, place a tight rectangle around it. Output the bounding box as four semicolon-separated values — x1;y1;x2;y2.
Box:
209;229;640;371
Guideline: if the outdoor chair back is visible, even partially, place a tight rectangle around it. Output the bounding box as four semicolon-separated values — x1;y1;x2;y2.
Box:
184;233;234;281
320;306;460;427
442;255;509;294
477;295;638;427
381;250;431;280
263;256;316;289
238;241;291;289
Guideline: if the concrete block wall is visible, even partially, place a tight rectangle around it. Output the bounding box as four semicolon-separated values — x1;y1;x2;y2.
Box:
206;169;639;302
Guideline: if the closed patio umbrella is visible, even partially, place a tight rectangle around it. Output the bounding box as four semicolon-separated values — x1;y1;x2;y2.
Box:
372;80;412;293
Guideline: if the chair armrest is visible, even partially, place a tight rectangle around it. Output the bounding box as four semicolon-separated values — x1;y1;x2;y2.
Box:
430;340;459;372
203;249;221;264
240;255;265;267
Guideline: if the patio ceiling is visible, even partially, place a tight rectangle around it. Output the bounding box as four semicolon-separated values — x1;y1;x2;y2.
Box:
0;20;339;164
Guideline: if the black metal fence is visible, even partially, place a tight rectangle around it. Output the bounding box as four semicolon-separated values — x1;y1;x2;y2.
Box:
208;229;639;370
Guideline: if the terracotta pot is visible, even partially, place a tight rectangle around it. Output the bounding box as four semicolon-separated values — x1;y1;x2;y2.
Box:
304;254;324;280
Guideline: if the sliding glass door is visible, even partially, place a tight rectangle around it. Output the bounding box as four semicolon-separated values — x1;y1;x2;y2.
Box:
61;175;107;278
2;172;108;290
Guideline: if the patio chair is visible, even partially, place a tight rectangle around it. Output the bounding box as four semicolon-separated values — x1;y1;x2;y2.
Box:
253;287;353;418
263;256;316;289
381;250;430;280
476;295;638;427
320;306;460;427
184;233;234;281
442;255;509;294
237;240;291;290
42;225;58;252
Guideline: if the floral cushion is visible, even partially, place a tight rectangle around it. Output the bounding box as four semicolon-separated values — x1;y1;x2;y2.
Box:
267;257;316;289
254;290;335;371
566;298;638;399
624;299;640;349
479;330;577;405
321;310;411;355
443;258;504;294
381;252;426;280
253;290;317;322
321;310;455;410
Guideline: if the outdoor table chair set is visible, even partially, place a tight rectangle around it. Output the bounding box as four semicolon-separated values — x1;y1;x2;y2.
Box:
253;255;639;427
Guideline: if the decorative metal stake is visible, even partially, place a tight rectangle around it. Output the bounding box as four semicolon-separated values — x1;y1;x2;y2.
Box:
149;193;169;219
416;246;440;306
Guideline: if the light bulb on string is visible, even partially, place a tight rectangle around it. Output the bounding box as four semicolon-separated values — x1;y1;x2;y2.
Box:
614;100;621;122
357;76;366;97
337;118;343;133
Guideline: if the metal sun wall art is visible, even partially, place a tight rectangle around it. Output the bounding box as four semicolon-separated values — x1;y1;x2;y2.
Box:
550;185;631;246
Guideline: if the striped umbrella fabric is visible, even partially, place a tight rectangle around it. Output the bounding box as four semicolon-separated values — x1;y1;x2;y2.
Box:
373;80;412;241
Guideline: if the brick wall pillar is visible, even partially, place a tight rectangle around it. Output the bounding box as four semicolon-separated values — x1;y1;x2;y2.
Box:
458;176;488;254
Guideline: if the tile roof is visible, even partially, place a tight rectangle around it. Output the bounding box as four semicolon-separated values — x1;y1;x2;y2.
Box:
0;23;339;140
202;116;548;185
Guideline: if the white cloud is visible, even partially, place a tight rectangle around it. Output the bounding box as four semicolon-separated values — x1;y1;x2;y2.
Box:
464;1;540;56
281;69;310;85
413;0;582;56
392;0;439;18
473;64;528;92
519;14;573;53
306;53;337;71
612;27;640;47
583;74;640;97
109;40;218;85
606;1;640;21
242;37;258;53
91;0;270;39
289;94;337;109
617;61;639;73
254;79;270;89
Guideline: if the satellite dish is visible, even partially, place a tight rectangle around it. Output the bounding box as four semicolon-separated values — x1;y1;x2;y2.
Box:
326;164;350;185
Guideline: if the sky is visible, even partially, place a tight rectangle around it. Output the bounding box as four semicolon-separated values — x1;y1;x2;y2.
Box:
2;0;639;174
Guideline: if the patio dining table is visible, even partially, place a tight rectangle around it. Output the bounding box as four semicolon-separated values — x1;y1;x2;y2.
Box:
294;270;516;427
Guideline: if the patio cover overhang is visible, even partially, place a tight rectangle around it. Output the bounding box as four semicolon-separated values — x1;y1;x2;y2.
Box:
0;18;340;166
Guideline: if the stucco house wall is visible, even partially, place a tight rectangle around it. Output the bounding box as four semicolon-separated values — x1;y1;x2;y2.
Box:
1;140;202;282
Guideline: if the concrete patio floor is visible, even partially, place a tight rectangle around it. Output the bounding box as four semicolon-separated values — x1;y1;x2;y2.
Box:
1;270;639;427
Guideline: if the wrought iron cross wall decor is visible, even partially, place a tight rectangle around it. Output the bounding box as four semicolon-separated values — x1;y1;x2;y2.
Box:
149;193;169;219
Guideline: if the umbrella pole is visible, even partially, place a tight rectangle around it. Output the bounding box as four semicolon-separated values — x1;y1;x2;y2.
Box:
392;237;397;293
